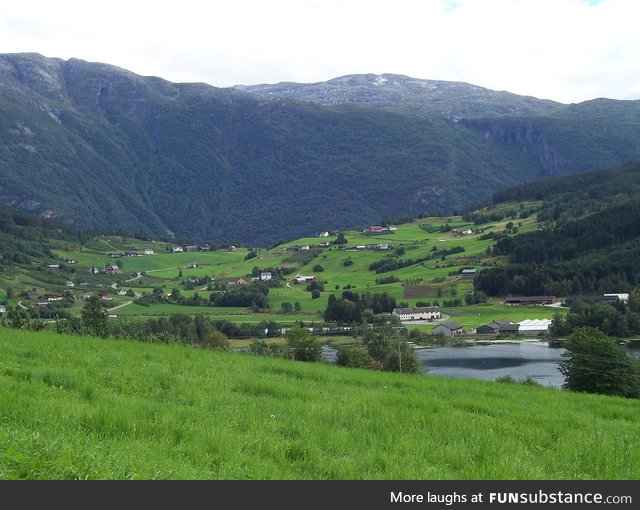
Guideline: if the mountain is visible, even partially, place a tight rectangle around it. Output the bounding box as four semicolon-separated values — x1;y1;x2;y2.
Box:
236;73;563;121
2;53;640;245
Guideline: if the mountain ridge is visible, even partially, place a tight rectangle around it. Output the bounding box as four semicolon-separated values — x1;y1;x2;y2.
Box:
235;72;565;121
2;53;640;245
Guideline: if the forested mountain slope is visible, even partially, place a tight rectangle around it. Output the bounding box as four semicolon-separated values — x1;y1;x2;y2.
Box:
474;162;640;297
2;53;640;245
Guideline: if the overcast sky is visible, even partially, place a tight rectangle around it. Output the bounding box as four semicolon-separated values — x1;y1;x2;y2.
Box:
1;0;638;104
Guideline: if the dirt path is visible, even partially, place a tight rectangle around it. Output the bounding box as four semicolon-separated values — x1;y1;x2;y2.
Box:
107;301;133;312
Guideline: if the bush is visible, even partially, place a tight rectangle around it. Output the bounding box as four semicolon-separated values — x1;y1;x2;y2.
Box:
559;327;640;399
336;345;373;369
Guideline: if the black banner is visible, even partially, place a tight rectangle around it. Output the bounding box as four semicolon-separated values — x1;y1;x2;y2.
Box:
2;480;639;510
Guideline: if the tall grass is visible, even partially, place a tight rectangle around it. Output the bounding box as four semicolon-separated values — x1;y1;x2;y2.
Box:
2;327;637;479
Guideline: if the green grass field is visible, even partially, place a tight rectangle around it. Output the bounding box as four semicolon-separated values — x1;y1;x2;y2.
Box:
4;204;568;331
1;327;639;479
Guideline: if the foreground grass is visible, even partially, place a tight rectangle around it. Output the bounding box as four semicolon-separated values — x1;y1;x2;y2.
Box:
1;327;639;480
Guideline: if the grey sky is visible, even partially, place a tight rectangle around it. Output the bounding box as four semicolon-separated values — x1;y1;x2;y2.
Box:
1;0;638;104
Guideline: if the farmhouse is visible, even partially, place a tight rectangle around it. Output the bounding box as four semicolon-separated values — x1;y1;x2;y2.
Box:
504;296;556;306
498;322;520;334
172;246;184;252
227;278;247;286
187;263;198;269
363;226;386;234
460;268;477;278
392;306;441;321
476;320;514;335
184;245;199;252
294;275;316;284
64;258;77;264
260;272;272;281
106;265;121;275
0;305;5;313
89;266;100;274
432;320;464;337
227;246;238;252
318;231;330;237
47;264;60;269
144;249;154;255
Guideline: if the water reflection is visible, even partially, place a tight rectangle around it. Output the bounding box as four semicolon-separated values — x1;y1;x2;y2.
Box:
414;342;566;388
323;341;640;389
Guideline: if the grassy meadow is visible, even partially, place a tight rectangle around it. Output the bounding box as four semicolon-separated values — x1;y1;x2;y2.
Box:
1;327;639;480
33;207;559;331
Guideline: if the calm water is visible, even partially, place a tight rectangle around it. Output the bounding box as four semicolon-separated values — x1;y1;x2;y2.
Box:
414;341;566;387
323;342;640;389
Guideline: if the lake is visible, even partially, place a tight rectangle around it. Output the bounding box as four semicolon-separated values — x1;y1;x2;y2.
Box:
414;341;566;387
323;341;640;388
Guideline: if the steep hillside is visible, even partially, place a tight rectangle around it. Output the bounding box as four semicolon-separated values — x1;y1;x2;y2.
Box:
2;53;640;245
473;162;640;297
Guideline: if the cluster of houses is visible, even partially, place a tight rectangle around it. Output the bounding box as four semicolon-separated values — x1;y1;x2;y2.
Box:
391;306;551;337
172;245;210;253
345;243;391;252
363;225;397;234
227;272;273;286
109;248;156;258
451;228;474;236
430;318;552;337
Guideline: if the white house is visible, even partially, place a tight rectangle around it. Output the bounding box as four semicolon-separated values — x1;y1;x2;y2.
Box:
318;231;330;237
0;305;6;313
392;306;441;321
294;275;316;284
260;272;272;281
172;246;184;252
388;225;397;231
144;249;155;255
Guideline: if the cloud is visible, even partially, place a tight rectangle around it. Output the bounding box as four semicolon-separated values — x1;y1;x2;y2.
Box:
0;0;638;103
